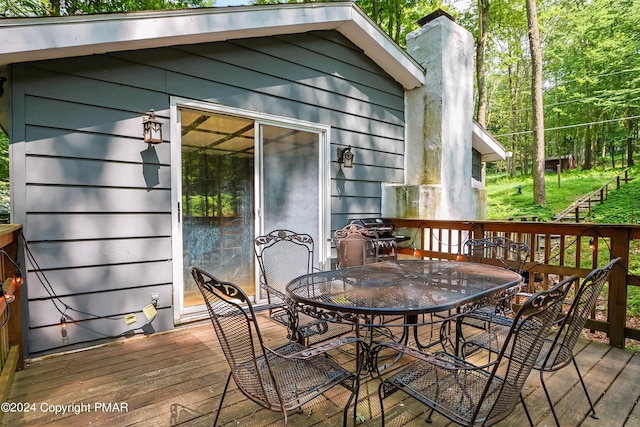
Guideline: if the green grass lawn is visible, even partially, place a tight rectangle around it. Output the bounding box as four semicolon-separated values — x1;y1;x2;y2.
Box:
486;167;635;221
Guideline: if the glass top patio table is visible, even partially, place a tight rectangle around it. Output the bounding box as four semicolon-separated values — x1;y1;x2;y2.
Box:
285;259;523;326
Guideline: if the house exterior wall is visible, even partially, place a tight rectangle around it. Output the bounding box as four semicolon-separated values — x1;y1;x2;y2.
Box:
9;30;406;355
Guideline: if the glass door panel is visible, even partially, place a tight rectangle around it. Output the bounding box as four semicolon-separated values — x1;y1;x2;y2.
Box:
261;124;320;299
181;109;255;307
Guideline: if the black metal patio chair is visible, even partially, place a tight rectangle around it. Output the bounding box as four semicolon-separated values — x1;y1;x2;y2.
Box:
458;236;531;331
465;236;530;309
424;236;530;348
255;229;352;345
191;266;363;427
460;257;621;426
333;223;382;269
464;236;530;274
375;273;574;427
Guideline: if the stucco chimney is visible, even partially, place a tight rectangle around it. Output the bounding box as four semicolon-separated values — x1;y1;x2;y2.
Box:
382;12;482;220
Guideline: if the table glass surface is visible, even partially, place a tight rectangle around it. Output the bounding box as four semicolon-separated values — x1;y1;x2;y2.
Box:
286;259;522;317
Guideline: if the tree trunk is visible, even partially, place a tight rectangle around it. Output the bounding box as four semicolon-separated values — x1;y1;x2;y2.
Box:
584;125;593;170
394;0;402;42
475;0;490;126
49;0;61;15
626;111;635;167
508;64;519;177
371;0;378;22
526;0;546;205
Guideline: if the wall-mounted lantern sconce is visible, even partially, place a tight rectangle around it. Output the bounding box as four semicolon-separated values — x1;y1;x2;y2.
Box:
142;109;163;144
337;145;354;168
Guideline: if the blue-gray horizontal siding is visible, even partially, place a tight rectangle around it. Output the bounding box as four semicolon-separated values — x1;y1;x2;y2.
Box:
13;30;405;355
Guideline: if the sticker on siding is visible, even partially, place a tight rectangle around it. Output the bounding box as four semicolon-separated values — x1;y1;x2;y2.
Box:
143;304;157;321
124;313;137;325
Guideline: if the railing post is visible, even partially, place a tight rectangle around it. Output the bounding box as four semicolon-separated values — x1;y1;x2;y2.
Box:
3;227;23;370
470;223;484;241
0;226;24;408
608;228;630;348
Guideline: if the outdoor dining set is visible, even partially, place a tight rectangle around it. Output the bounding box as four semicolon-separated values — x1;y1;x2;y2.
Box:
190;223;621;427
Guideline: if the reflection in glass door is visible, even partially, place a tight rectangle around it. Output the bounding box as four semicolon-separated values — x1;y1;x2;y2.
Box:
261;124;320;289
180;110;255;310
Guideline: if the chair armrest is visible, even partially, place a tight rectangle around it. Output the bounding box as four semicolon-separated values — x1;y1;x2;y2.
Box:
515;291;573;308
515;291;533;298
268;336;365;360
462;310;515;327
371;341;455;370
372;341;500;374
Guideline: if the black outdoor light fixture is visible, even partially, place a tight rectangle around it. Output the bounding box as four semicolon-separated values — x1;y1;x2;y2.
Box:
142;109;163;144
337;145;354;168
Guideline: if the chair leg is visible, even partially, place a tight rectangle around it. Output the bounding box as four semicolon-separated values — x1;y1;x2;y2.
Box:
540;370;561;427
214;372;232;427
377;382;387;427
573;357;599;419
344;374;359;427
425;407;435;423
520;393;535;427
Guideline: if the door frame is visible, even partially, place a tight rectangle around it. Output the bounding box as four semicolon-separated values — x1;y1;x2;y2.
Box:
169;97;331;323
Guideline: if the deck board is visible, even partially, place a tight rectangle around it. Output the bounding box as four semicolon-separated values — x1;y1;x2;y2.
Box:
2;314;638;426
538;345;632;427
581;352;640;427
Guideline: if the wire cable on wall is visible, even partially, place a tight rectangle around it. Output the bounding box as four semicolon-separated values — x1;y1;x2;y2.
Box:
18;231;157;341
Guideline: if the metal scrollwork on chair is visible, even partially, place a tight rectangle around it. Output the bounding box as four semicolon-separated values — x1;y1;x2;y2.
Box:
255;229;352;345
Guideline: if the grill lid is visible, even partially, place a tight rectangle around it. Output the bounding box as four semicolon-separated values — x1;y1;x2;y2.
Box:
349;218;395;234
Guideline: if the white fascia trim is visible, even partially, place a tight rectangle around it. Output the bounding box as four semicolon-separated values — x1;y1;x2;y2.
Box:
0;3;424;90
472;121;507;162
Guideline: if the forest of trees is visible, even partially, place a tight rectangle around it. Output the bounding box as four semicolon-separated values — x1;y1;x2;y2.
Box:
456;0;639;177
349;0;640;180
2;0;639;199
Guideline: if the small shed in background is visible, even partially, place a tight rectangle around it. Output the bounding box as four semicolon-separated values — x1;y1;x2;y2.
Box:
545;154;576;172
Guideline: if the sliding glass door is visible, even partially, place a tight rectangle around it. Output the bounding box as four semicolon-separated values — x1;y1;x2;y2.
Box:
172;102;328;322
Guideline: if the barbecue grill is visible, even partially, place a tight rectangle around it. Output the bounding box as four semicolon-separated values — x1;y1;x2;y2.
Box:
347;218;409;261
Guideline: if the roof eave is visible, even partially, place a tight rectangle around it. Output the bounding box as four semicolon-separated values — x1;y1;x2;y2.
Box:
0;3;424;90
472;121;507;162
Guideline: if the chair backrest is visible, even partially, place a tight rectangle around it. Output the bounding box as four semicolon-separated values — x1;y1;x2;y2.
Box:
333;224;380;269
464;236;530;274
191;267;281;407
254;230;314;302
542;257;621;370
479;273;576;424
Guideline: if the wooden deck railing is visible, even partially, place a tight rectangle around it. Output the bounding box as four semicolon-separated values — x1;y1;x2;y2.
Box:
0;225;23;403
392;218;640;348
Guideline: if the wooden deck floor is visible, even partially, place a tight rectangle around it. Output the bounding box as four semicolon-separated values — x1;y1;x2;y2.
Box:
2;314;639;427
